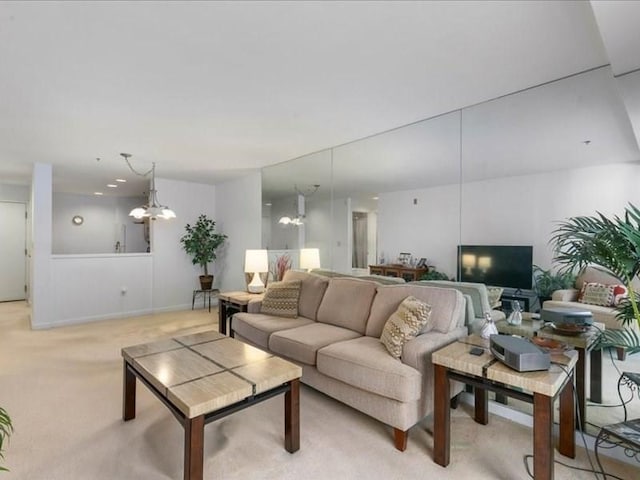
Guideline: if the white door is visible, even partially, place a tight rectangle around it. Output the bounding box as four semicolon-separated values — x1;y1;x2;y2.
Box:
0;202;26;301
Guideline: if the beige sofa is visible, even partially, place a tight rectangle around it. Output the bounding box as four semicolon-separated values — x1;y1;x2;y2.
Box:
231;270;467;450
543;266;640;360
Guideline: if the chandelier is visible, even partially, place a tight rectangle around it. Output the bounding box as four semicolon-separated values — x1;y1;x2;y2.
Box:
278;184;320;226
121;153;176;220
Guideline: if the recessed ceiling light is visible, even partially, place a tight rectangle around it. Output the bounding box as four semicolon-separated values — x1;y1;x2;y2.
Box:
115;178;127;183
265;202;272;206
372;196;379;200
94;192;103;196
107;184;118;188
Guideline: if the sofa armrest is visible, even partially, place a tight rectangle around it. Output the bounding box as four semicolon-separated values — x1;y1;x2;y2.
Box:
402;326;468;374
247;298;263;313
551;289;579;302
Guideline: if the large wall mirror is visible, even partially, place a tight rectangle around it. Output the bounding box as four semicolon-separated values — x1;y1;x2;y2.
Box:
261;64;640;436
262;112;462;274
460;66;640;435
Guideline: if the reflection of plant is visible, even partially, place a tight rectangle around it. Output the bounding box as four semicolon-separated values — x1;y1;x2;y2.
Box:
532;265;576;299
551;204;640;354
0;407;13;472
419;269;452;281
179;215;227;276
271;254;292;281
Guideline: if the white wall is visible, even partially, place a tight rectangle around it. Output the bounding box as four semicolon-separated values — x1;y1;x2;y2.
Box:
378;183;461;278
50;254;152;326
32;174;220;328
461;162;640;270
52;193;148;254
0;184;29;202
152;177;217;311
215;172;262;291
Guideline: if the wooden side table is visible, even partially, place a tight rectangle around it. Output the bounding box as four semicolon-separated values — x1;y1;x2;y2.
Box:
494;317;604;429
218;291;264;336
432;335;578;479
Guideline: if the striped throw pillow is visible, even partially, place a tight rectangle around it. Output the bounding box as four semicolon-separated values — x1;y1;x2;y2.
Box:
260;280;301;318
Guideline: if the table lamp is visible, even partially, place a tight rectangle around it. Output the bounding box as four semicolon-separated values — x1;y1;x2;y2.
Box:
300;248;320;272
244;249;269;293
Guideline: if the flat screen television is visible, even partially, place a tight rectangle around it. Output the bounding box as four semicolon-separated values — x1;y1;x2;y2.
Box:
457;245;533;290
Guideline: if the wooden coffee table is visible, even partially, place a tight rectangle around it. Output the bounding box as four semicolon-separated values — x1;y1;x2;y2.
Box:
433;335;578;480
122;330;302;480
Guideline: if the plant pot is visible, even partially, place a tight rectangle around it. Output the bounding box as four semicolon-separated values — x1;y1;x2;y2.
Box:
199;275;214;290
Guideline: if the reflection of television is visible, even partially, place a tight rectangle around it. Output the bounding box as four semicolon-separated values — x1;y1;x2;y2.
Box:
457;245;533;290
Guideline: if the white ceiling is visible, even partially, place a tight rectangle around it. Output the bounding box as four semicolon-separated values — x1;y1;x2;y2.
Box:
0;1;638;197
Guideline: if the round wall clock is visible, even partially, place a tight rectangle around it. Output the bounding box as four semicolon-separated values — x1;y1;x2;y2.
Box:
72;215;84;226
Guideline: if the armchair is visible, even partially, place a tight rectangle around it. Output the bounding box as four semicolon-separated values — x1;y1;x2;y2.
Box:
543;266;640;360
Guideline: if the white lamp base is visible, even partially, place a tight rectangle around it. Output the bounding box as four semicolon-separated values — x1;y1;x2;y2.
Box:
247;272;265;294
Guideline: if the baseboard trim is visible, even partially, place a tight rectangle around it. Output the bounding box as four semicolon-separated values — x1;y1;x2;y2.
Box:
32;308;155;329
32;299;220;329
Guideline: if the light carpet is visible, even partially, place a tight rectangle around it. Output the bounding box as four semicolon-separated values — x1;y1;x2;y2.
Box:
0;301;638;479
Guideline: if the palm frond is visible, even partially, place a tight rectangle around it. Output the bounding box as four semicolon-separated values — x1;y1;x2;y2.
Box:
597;328;640;355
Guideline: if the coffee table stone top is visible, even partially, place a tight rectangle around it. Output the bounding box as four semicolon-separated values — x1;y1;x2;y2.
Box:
122;330;302;418
432;335;578;397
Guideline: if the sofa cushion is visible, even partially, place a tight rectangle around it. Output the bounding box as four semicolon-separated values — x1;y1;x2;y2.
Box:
316;278;378;334
269;323;361;366
232;312;313;349
282;270;329;320
260;280;301;318
380;296;433;359
317;336;422;402
366;284;464;337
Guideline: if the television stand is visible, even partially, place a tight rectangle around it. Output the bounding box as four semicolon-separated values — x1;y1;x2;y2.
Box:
500;290;538;313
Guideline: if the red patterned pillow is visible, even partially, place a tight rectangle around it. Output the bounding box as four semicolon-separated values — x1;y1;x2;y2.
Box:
612;284;628;306
578;282;627;307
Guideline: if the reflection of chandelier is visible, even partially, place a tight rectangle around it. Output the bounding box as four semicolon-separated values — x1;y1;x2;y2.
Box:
121;153;176;220
278;184;319;226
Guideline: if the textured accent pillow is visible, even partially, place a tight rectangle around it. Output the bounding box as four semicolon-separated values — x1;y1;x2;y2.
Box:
260;280;302;318
380;296;433;359
578;282;615;306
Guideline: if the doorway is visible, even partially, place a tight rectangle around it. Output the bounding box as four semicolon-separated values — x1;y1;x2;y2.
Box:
0;202;27;301
352;212;368;269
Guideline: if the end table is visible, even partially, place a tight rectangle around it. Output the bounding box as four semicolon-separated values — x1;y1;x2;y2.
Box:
218;291;264;335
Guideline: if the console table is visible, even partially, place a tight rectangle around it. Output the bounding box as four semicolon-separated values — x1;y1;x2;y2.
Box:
368;264;428;282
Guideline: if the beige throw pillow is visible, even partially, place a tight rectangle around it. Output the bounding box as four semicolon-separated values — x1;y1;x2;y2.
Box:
380;296;433;359
260;280;301;318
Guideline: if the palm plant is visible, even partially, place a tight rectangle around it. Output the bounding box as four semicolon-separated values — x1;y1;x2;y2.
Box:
0;407;13;472
551;203;640;353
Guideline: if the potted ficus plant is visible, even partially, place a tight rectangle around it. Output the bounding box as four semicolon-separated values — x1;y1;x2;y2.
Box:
180;214;227;290
0;407;13;472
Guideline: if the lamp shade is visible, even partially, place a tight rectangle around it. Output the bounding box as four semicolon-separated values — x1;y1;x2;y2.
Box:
300;248;320;271
244;249;269;273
